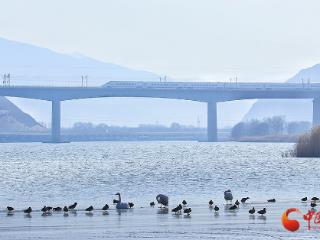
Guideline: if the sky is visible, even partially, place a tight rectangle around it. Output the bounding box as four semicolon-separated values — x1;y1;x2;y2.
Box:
0;0;320;128
0;0;320;83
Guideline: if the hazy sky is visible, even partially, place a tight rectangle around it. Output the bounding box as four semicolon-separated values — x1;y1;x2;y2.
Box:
1;0;320;82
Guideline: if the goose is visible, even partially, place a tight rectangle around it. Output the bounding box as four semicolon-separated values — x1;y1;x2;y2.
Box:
102;204;109;211
24;207;32;214
241;197;250;203
249;207;255;214
115;193;129;209
183;208;192;215
68;202;77;210
224;190;233;204
257;208;266;215
6;206;14;213
209;200;214;207
301;197;307;202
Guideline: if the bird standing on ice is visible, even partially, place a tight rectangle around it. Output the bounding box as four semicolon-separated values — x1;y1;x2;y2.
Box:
115;193;129;209
224;190;233;204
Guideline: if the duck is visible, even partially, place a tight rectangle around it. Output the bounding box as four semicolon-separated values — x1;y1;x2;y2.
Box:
229;204;238;210
182;200;187;206
53;207;62;211
241;197;250;203
258;208;266;215
214;205;219;212
301;197;307;202
224;190;233;204
63;206;69;213
209;200;214;207
85;206;94;212
68;202;77;210
267;199;276;203
150;201;155;207
183;208;192;215
235;200;240;207
102;204;109;211
311;202;317;208
311;197;319;201
128;202;134;208
24;207;32;214
172;204;182;214
6;206;14;213
115;193;129;209
249;207;255;214
113;199;119;204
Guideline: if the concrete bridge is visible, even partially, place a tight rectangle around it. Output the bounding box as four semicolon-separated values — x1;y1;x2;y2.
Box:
1;81;320;142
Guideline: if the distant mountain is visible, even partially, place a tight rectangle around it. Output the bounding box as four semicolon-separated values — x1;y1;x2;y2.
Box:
243;64;320;123
0;97;44;132
0;37;251;128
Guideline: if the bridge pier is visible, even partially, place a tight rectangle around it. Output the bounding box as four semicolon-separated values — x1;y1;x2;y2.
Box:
207;101;217;142
313;98;320;127
51;100;61;143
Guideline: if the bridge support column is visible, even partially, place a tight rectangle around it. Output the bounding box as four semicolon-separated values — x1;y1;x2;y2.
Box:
313;98;320;127
207;101;217;142
51;100;61;143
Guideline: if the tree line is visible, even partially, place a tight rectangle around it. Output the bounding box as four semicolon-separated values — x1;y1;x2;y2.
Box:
231;116;311;140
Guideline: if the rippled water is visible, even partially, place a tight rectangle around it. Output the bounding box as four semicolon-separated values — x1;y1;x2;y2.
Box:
0;142;319;239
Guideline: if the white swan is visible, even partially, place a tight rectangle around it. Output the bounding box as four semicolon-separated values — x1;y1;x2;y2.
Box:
115;193;129;209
